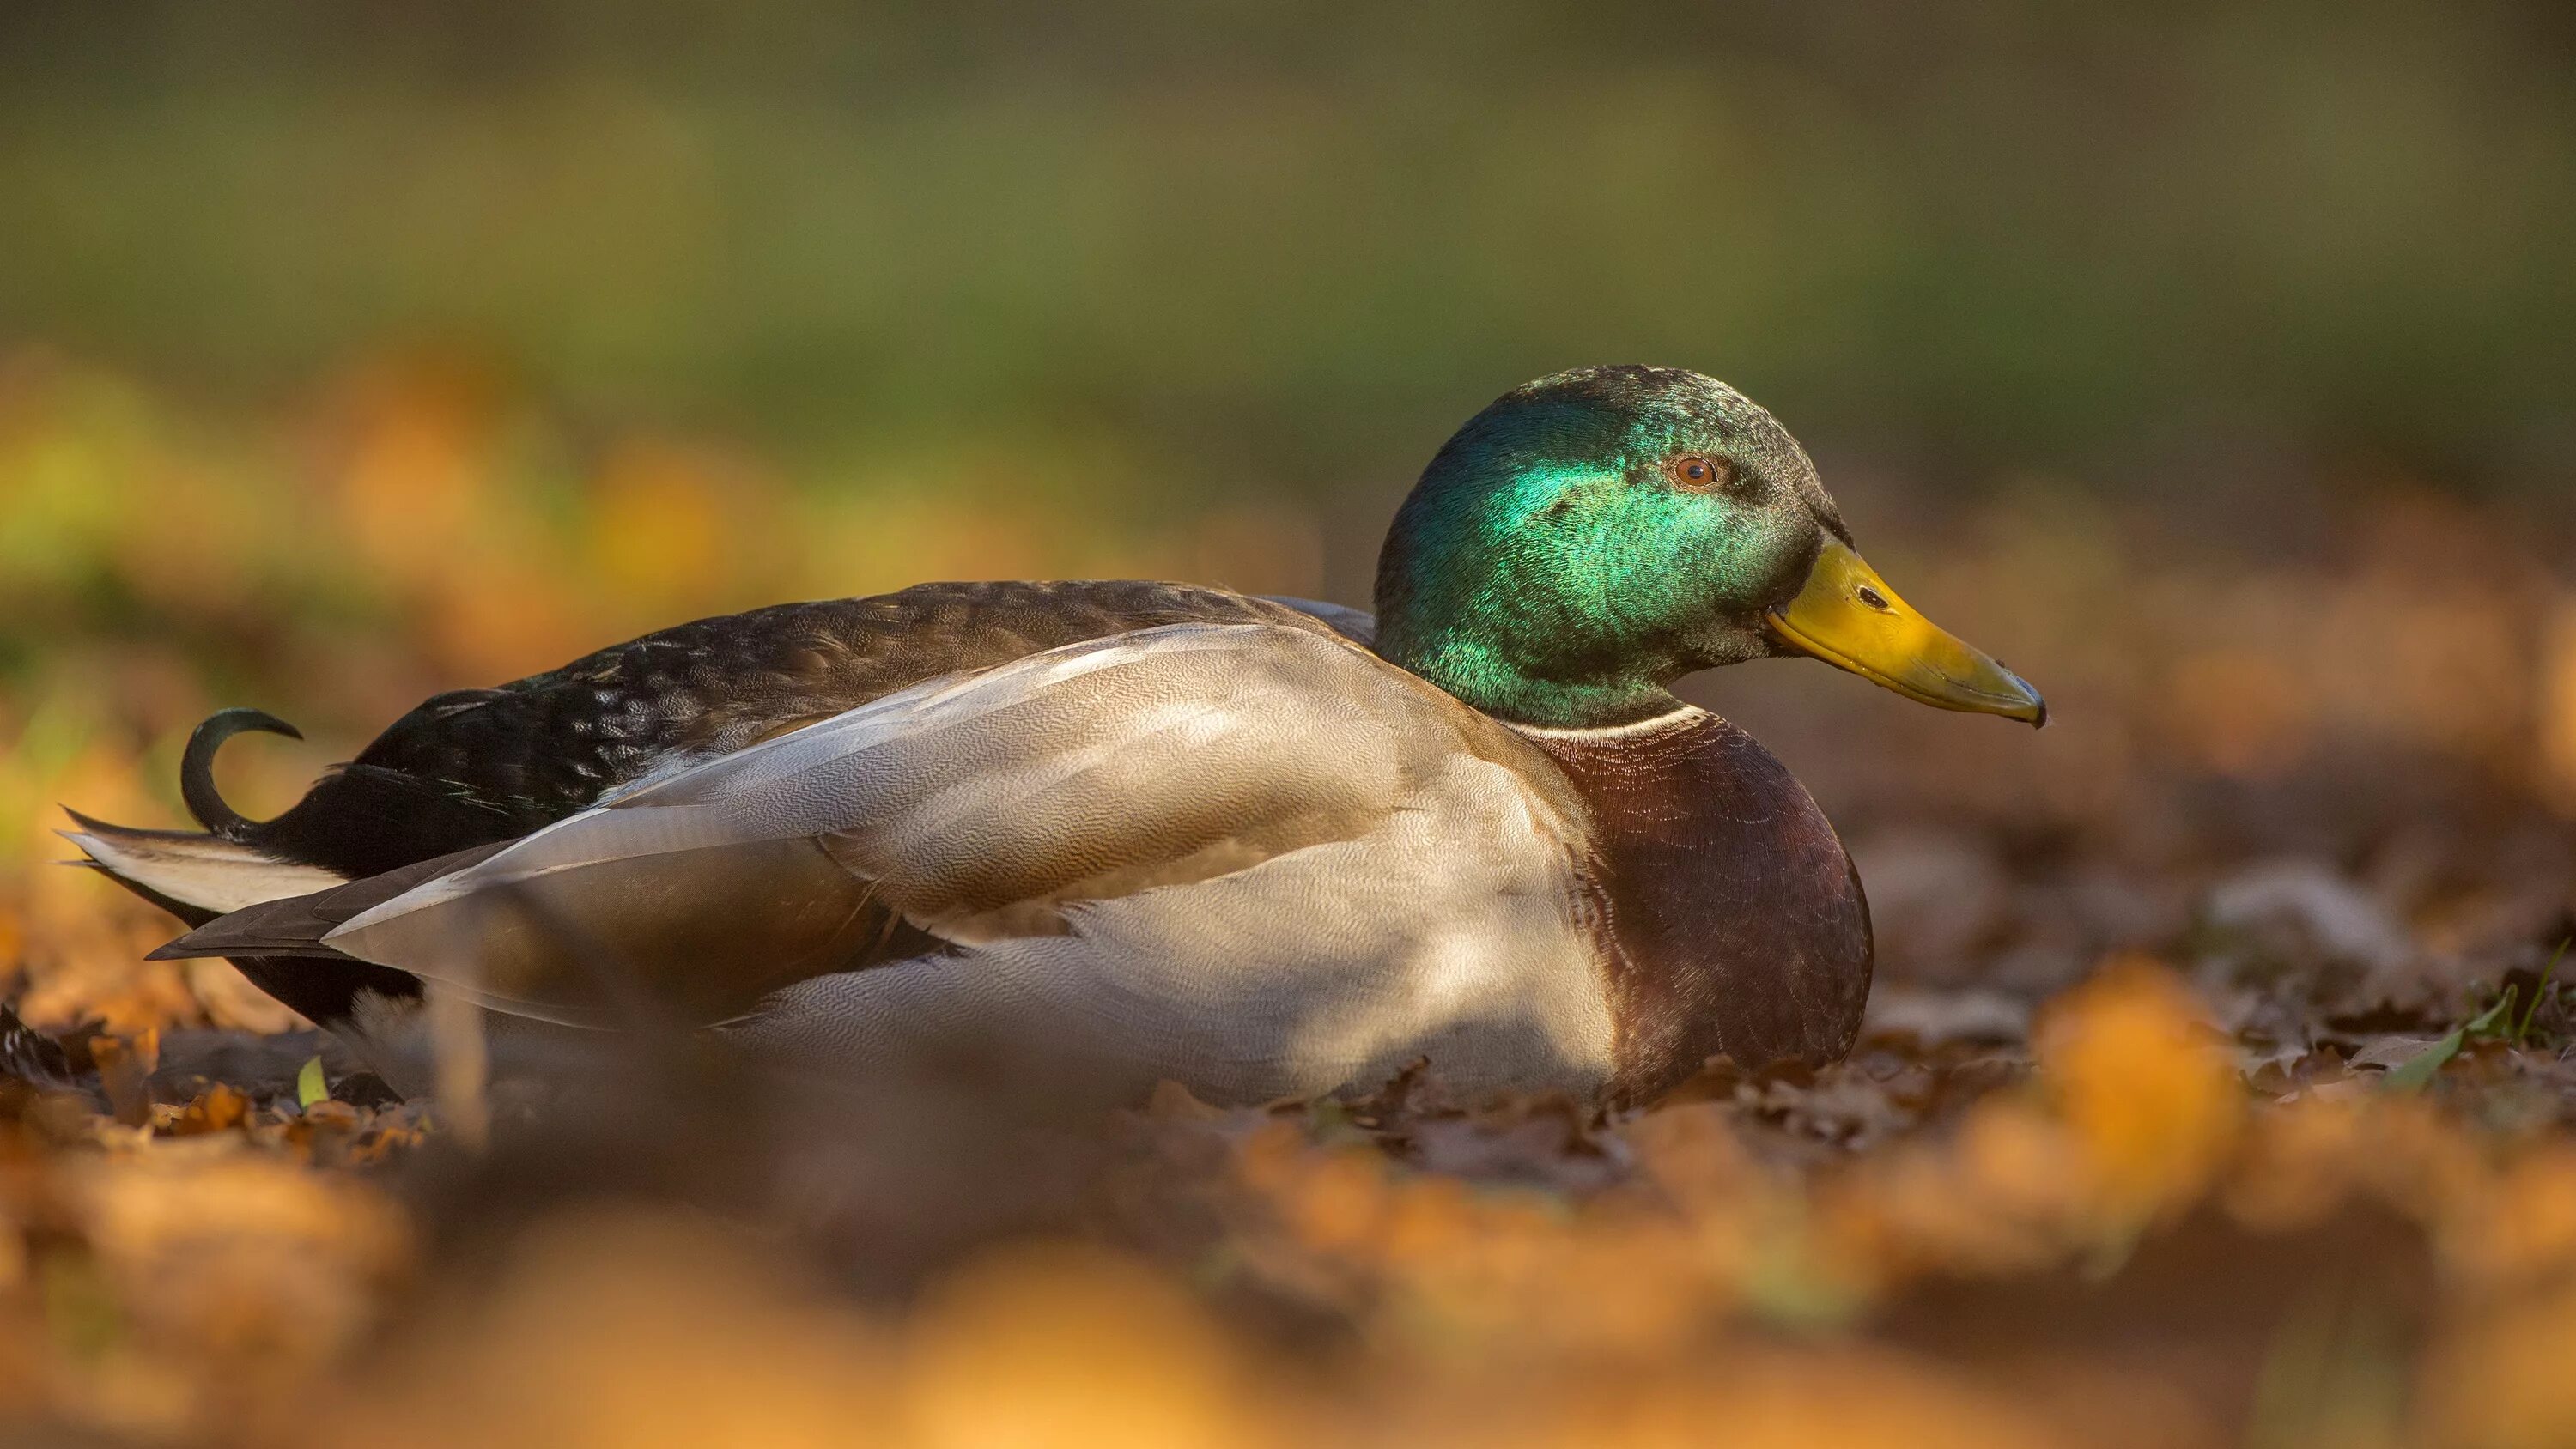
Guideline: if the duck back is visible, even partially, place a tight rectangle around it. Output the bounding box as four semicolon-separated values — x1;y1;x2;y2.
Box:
242;580;1362;879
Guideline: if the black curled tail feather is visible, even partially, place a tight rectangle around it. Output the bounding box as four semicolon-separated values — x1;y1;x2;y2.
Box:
181;708;303;839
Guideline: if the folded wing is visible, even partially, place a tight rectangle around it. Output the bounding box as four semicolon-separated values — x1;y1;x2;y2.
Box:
155;622;1532;1028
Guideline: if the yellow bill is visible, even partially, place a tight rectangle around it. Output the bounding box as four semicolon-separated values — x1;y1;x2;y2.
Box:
1767;539;2048;725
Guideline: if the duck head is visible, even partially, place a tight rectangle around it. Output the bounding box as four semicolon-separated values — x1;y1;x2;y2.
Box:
1374;365;2046;731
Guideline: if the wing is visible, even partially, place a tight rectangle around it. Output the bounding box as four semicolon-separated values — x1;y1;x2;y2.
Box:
238;580;1373;879
160;622;1564;1029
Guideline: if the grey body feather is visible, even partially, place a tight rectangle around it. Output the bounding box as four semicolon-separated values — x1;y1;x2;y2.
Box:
274;624;1616;1101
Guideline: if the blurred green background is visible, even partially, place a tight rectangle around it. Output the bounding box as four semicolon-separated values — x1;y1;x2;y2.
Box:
6;0;2573;523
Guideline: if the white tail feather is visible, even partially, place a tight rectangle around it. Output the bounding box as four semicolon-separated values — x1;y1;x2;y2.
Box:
62;824;345;915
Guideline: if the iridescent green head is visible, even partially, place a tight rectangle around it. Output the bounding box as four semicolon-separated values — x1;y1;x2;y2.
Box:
1374;366;2046;731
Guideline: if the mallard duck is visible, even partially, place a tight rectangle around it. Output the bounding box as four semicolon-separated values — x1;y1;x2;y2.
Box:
69;366;2042;1106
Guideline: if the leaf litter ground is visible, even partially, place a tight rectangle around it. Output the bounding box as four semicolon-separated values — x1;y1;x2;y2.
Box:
3;368;2575;1446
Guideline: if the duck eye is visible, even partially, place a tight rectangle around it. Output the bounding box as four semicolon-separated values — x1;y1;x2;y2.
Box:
1668;454;1732;491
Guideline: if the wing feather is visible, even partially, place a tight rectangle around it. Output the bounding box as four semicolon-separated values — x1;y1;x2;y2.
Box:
309;623;1531;1023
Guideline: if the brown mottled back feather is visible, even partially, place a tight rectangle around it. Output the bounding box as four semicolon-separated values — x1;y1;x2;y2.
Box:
244;581;1363;879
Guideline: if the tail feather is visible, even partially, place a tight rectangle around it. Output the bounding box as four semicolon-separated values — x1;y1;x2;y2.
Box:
59;854;220;928
180;707;301;838
60;809;344;918
146;840;511;962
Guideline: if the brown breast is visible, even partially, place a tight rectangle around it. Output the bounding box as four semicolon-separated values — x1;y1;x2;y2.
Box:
1522;710;1873;1106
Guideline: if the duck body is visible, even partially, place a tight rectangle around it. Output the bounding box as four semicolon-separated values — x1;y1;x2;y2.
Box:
713;633;1870;1106
88;585;1864;1104
74;367;2034;1105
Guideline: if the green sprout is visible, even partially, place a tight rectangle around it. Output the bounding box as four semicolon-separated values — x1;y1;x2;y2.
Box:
2382;937;2570;1094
